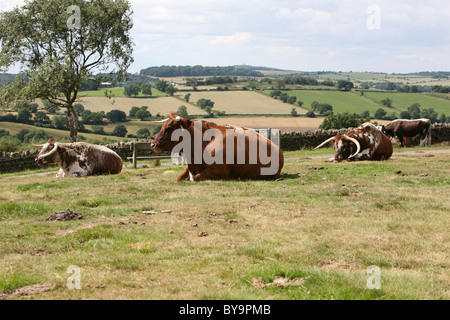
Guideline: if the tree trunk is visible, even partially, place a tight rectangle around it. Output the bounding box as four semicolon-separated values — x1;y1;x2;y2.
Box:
66;105;79;143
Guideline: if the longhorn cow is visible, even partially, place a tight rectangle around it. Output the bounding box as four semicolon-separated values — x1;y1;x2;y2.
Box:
34;139;123;178
314;123;393;162
150;114;284;181
381;118;431;147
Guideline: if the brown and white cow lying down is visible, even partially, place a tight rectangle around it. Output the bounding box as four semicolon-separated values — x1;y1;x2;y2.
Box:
151;114;284;181
34;139;123;178
314;123;393;162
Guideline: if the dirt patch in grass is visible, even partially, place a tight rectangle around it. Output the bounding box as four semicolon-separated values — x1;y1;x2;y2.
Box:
0;283;57;300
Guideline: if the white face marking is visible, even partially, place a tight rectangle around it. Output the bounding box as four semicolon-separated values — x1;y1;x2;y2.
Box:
189;170;194;181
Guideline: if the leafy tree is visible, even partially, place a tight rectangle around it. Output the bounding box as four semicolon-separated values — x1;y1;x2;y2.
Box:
0;129;10;138
129;106;140;118
140;83;152;96
297;101;304;107
136;128;151;139
290;108;298;117
0;0;134;142
112;124;127;137
73;104;85;114
400;111;411;119
52;115;69;130
270;90;281;98
337;80;354;91
80;110;104;124
15;101;38;113
439;113;447;123
16;109;32;123
184;93;191;102
360;110;370;119
408;103;421;118
24;129;50;144
124;84;141;97
166;85;177;96
92;125;106;135
279;93;289;103
276;79;286;90
317;103;333;115
421;108;438;123
287;96;297;104
155;80;168;92
106;109;127;123
34;111;50;123
135;109;151;121
15;129;30;142
374;108;387;119
197;98;214;110
306;110;316;118
320;113;364;130
381;98;392;108
386;82;396;91
311;101;319;111
177;105;189;118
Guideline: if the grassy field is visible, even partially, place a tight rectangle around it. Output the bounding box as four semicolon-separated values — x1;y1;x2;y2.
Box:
71;96;206;116
0;147;448;300
79;87;168;98
181;91;309;115
363;92;450;116
0;122;124;144
264;90;391;116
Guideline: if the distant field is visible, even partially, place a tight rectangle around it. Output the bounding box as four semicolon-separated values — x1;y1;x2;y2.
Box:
0;122;124;143
363;92;450;116
182;91;309;115
79;88;167;98
74;96;207;116
265;90;391;117
200;117;324;133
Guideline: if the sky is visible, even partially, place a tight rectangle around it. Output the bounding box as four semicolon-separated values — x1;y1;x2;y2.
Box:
1;0;450;74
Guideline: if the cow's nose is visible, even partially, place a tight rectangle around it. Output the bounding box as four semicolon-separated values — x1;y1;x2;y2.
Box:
150;141;156;149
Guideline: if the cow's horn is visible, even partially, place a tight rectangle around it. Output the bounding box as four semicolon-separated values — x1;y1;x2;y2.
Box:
170;116;181;122
31;143;44;148
38;142;59;158
152;118;170;123
344;135;361;158
313;137;336;150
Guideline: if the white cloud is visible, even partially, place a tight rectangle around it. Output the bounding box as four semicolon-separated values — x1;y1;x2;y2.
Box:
2;0;450;73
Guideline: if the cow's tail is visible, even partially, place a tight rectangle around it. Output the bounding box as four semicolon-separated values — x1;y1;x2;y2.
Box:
426;124;432;146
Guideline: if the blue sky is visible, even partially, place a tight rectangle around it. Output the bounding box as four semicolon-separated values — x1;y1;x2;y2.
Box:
2;0;450;73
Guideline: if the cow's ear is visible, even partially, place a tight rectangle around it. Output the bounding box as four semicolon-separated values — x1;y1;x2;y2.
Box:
57;146;67;153
180;118;191;129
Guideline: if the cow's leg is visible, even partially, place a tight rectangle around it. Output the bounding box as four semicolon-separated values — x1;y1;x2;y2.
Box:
55;168;64;178
398;135;404;147
193;167;230;181
177;166;191;182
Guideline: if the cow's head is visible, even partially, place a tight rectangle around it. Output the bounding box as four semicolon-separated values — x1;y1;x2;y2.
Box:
380;124;394;137
33;139;66;167
150;113;191;152
313;135;361;162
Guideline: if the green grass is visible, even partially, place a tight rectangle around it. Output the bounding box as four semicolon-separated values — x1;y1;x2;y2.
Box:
363;92;450;116
263;89;391;116
0;148;448;299
0;122;125;144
